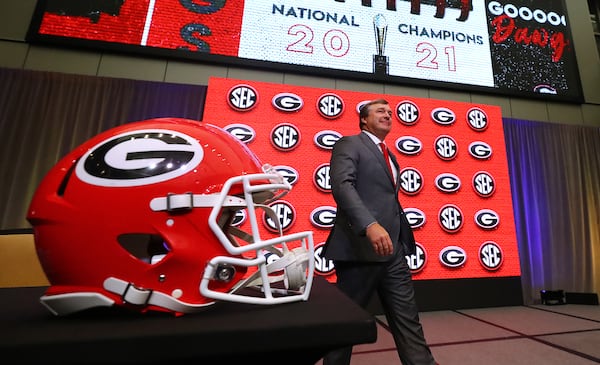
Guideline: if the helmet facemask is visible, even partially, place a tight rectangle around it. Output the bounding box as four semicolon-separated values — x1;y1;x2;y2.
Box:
148;164;315;308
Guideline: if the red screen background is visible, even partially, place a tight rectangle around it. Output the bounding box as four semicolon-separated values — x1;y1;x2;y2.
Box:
202;77;521;282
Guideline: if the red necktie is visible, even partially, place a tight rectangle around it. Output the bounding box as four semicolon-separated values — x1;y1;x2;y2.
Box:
379;142;395;185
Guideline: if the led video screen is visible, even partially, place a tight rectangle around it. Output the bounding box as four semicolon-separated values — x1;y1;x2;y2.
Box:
27;0;583;103
202;77;521;281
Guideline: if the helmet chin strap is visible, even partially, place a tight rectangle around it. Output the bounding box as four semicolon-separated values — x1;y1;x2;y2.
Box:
103;277;214;314
39;277;217;316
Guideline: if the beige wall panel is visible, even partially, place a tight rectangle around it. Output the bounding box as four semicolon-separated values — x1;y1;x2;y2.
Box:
24;46;100;76
0;234;49;288
509;98;549;122
97;54;166;82
226;67;284;84
428;89;471;103
565;0;600;104
165;61;227;85
470;94;511;118
546;103;585;125
0;1;37;41
581;104;600;126
0;41;28;69
334;79;383;94
383;84;429;99
283;74;336;89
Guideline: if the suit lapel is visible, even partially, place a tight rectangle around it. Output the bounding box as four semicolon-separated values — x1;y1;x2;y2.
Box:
358;133;396;185
388;149;400;187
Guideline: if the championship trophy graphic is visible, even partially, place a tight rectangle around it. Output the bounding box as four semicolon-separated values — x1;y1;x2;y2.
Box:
373;13;389;75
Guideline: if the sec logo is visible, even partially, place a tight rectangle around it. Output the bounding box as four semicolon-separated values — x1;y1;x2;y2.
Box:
395;100;420;125
438;204;464;233
314;242;335;276
263;200;296;233
434;135;458;161
405;242;427;273
271;123;301;151
467;107;489;131
313;163;331;192
399;167;423;196
479;241;503;271
472;171;496;198
317;93;344;119
227;84;258;112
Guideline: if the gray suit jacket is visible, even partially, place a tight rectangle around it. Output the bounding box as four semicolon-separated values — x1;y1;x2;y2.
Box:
324;132;416;262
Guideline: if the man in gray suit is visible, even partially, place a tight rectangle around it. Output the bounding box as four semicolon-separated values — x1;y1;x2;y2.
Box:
322;99;437;365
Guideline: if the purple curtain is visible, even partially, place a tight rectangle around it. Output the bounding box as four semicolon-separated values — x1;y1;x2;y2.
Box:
503;118;600;304
0;67;206;229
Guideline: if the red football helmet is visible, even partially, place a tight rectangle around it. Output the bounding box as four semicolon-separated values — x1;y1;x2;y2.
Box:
27;118;314;316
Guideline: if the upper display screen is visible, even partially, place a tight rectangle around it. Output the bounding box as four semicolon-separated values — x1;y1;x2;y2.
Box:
27;0;583;103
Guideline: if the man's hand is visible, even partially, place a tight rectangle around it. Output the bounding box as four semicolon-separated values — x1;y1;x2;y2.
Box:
366;222;393;256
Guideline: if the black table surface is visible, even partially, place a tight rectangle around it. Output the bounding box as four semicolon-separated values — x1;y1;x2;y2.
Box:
0;277;376;364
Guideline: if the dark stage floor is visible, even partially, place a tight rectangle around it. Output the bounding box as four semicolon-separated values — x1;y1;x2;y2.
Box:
316;304;600;365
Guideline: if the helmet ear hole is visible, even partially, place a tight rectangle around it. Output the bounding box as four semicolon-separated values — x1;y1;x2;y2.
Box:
117;233;170;264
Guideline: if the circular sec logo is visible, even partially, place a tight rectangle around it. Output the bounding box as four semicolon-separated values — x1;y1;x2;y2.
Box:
479;241;503;271
270;123;301;152
434;135;458;161
313;242;335;276
227;84;258;112
438;204;464;233
399;167;423;196
317;93;344;119
262;200;296;233
395;100;420;125
472;171;496;198
313;163;331;192
467;107;489;131
405;242;427;273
